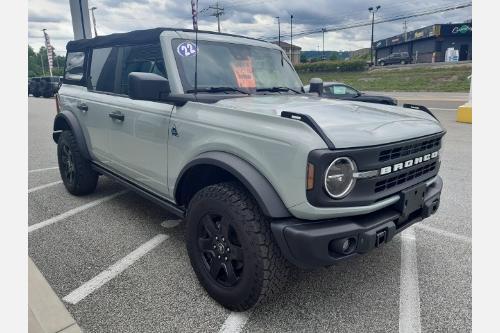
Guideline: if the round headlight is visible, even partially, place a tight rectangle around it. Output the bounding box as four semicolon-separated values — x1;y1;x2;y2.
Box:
324;157;357;199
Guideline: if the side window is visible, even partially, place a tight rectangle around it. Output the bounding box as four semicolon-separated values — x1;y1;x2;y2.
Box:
64;52;85;82
331;85;347;96
89;47;118;93
117;44;166;96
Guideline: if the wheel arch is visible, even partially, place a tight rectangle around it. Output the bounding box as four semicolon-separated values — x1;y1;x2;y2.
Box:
174;152;291;218
53;111;91;160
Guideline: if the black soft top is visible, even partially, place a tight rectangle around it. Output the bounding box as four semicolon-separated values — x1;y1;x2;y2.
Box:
66;27;265;52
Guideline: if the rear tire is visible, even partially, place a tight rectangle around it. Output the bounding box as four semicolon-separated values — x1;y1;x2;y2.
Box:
57;130;98;196
186;182;289;311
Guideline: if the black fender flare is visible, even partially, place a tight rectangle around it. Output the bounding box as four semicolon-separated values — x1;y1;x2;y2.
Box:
53;111;91;160
175;151;291;218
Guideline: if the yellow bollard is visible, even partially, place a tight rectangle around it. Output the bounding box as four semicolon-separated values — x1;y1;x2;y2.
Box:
456;75;472;124
457;103;472;123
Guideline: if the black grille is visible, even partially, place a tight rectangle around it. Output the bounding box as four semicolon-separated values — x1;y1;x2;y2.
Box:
379;137;441;162
374;161;438;193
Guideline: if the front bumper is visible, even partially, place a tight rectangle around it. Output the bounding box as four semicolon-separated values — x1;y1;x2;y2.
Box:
271;176;442;268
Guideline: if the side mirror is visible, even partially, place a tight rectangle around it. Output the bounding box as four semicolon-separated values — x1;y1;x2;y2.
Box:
309;78;323;96
128;72;170;101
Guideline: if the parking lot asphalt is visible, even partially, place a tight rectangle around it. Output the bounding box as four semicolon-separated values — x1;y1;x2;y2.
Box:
28;94;471;333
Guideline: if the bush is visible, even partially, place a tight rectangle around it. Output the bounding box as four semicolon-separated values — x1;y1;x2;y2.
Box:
294;60;367;73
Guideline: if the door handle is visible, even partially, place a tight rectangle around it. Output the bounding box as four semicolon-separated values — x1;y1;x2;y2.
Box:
77;103;88;112
109;111;125;121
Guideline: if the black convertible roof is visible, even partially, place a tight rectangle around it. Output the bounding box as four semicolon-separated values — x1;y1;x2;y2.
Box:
66;27;266;52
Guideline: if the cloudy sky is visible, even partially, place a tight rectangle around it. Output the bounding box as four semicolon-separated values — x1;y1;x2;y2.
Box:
28;0;471;55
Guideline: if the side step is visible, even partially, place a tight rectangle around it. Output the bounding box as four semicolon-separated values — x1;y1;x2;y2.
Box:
92;163;185;218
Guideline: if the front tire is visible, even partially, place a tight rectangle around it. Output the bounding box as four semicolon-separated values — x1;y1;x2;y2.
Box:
57;130;98;195
186;182;289;311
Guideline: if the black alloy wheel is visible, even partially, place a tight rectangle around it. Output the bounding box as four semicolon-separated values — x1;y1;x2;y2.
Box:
60;143;76;186
197;213;244;287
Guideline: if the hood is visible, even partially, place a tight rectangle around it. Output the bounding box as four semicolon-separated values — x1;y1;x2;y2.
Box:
215;95;443;149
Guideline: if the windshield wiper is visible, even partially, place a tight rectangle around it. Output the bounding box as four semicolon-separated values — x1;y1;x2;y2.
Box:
256;87;302;94
186;86;250;95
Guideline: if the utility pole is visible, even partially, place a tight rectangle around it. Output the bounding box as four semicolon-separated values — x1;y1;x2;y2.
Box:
209;1;224;33
276;16;280;46
403;20;407;41
90;6;98;37
322;28;326;60
290;14;293;61
368;5;381;66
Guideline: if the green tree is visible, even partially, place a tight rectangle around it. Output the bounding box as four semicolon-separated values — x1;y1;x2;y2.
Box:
28;45;65;78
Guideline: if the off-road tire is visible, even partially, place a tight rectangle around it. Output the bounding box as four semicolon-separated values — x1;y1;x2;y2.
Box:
57;130;98;195
186;182;289;311
380;61;385;66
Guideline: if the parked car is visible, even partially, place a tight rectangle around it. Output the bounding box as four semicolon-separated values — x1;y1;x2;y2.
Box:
304;80;398;105
377;52;412;66
29;76;61;98
54;28;444;311
28;77;41;97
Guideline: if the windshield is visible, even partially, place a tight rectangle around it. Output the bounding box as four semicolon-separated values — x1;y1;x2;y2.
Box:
172;39;303;94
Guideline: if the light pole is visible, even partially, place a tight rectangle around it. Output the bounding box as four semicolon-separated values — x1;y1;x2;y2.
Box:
90;6;98;37
322;28;326;60
290;14;293;61
276;16;280;46
368;5;380;66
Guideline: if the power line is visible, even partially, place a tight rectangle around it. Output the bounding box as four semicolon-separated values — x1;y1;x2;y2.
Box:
262;1;471;41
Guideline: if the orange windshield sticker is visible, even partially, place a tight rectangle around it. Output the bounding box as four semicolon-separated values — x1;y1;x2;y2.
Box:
231;58;256;88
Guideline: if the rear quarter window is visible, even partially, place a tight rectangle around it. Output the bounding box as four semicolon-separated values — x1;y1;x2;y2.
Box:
64;52;86;82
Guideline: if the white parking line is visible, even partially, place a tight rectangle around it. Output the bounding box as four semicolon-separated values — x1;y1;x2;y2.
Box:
28;180;63;193
416;224;471;244
28;190;127;233
399;227;421;333
29;166;59;173
63;234;168;305
218;311;251;333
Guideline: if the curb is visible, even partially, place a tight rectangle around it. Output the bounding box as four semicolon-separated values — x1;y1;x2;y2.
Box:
28;257;82;333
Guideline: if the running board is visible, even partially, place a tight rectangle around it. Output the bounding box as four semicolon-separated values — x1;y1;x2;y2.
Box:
91;163;185;218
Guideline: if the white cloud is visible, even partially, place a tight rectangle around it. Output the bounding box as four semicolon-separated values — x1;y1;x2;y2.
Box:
28;0;471;54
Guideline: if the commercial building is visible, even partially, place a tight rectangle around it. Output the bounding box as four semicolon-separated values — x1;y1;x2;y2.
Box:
272;41;302;65
375;22;472;64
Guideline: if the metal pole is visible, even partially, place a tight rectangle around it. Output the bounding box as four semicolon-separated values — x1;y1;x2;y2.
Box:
369;5;380;66
90;7;98;37
370;11;374;65
290;14;293;61
216;1;220;32
322;28;325;60
276;16;280;46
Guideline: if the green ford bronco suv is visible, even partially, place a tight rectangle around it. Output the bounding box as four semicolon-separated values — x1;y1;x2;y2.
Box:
54;28;444;311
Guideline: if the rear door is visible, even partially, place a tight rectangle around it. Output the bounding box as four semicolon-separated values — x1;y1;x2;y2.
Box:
59;51;110;163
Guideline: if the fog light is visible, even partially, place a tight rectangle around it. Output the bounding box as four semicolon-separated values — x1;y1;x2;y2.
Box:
329;237;357;255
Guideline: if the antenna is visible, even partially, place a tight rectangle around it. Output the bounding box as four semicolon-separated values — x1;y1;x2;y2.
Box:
195;26;198;95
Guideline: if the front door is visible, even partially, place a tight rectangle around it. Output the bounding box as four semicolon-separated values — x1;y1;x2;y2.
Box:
103;43;173;195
